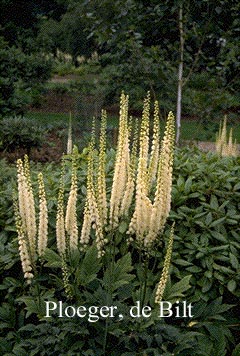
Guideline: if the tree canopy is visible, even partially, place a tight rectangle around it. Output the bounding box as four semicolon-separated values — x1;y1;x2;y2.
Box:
0;0;239;119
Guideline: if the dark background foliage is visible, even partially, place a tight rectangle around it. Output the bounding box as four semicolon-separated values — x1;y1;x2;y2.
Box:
0;0;239;120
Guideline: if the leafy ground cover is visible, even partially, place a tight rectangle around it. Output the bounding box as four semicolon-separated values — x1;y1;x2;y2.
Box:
0;147;240;356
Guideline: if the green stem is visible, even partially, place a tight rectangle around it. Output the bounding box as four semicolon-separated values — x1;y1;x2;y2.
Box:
141;255;149;307
103;319;109;356
103;228;115;354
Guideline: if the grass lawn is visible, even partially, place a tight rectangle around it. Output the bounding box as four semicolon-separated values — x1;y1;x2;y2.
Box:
26;111;240;142
26;112;69;127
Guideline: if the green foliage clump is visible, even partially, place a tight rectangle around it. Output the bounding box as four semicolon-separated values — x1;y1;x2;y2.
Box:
171;148;240;298
0;148;240;355
0;117;46;153
0;37;52;117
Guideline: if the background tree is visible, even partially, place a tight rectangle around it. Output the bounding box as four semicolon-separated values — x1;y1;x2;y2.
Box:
0;0;239;128
0;37;52;117
77;0;239;135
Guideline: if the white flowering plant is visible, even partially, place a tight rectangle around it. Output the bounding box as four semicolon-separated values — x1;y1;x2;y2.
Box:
15;93;240;355
11;93;194;351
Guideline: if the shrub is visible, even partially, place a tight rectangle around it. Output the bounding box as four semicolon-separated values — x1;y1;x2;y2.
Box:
0;116;46;153
0;37;52;117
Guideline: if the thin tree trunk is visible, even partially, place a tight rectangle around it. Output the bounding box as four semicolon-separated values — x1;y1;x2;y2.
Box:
176;5;184;145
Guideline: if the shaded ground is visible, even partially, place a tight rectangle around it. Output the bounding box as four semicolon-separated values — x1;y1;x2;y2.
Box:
0;131;65;163
30;91;75;114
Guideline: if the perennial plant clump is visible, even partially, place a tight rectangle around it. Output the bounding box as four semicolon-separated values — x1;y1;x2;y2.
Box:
1;143;239;356
15;92;175;303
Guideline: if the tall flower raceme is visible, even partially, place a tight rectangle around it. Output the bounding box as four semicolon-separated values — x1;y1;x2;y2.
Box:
155;223;175;304
119;118;138;217
109;92;132;228
97;110;108;227
226;128;238;157
56;149;80;256
80;93;175;254
148;101;160;187
127;93;152;243
65;150;78;251
37;173;48;257
80;120;105;257
56;163;66;257
17;156;37;263
14;200;34;284
67;112;73;155
15;156;48;283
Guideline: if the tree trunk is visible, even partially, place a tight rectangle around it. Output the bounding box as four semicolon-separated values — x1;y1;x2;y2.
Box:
176;5;184;145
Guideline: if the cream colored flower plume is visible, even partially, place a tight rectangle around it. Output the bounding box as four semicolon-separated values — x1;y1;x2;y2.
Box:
37;172;48;257
65;154;78;251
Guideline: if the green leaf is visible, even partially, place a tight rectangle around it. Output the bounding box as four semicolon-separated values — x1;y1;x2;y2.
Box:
102;253;134;293
210;217;225;227
203;297;234;317
210;195;219;210
76;246;101;286
205;212;212;226
204;325;225;356
186;266;202;273
202;279;212;293
177;176;185;189
174;259;192;267
12;345;28;356
227;279;237;293
184;176;192;194
226;218;238;225
233;182;240;191
232;344;240;356
118;221;128;234
43;248;62;268
164;275;192;302
229;252;239;269
210;231;228;243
